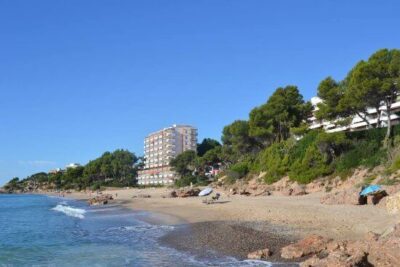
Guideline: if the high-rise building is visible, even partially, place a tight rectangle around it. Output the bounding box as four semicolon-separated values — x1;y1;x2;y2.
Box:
137;124;198;185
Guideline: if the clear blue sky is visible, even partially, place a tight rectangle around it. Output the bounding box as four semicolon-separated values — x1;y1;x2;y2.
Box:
1;0;399;185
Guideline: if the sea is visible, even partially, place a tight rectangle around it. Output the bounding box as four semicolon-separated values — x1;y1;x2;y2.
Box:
0;194;284;267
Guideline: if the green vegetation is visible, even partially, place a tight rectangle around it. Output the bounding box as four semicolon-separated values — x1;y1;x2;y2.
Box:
5;150;140;191
199;49;400;185
197;138;221;157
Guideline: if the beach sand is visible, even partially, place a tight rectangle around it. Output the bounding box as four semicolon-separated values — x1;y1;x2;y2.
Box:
63;187;400;262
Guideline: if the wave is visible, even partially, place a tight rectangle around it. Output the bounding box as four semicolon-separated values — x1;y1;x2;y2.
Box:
52;204;86;219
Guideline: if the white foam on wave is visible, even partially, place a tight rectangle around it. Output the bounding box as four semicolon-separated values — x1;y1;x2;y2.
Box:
52;204;86;219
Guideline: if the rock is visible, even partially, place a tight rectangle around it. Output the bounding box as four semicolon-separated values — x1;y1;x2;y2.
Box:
305;180;325;193
282;188;294;196
169;190;178;198
301;223;400;267
320;188;365;205
382;184;400;195
239;189;251;196
369;223;400;266
365;231;379;242
247;248;272;260
291;184;307;196
301;250;369;267
258;172;267;179
272;176;291;192
176;188;200;198
281;235;331;259
386;192;400;214
254;190;271;196
137;194;151;198
366;191;387;205
87;194;113;205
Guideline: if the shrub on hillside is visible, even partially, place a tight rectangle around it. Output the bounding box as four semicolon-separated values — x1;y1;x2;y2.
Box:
335;139;386;174
256;142;290;184
175;175;197;187
174;175;209;188
229;161;250;177
289;145;332;183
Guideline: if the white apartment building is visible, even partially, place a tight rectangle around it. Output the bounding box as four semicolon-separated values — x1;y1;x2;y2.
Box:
309;96;400;133
137;124;198;185
65;163;81;169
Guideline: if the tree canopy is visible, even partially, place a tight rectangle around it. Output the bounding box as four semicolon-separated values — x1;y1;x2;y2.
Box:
197;138;221;157
249;86;312;145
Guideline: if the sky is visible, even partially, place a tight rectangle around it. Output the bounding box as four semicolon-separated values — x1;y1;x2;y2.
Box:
0;0;399;185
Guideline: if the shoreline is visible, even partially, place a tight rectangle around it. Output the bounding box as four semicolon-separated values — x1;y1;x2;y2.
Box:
42;191;301;264
37;186;400;263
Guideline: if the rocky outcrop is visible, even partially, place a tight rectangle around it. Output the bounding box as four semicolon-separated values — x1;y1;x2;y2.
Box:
168;190;178;198
386;192;400;214
87;194;113;205
320;188;365;205
298;223;400;266
281;235;332;259
176;188;201;198
282;183;308;196
301;250;369;267
247;248;272;260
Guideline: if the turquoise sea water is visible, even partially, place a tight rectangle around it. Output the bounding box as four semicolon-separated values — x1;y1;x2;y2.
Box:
0;194;276;267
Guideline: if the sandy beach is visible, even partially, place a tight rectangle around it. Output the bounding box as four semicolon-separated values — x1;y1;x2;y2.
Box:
68;187;400;239
60;187;400;263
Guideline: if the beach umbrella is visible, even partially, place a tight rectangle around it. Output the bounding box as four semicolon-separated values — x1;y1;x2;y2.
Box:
360;185;382;196
199;187;213;196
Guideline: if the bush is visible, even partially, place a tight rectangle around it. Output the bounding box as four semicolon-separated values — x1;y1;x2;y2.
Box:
174;175;197;187
224;170;241;184
335;140;385;174
174;175;209;188
91;182;101;191
389;156;400;172
256;142;289;184
229;161;250;177
289;145;332;183
289;130;320;163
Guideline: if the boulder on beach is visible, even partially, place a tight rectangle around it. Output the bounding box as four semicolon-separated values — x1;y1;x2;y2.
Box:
247;248;272;260
176;188;200;198
320;188;364;205
87;194;113;205
281;235;331;259
169;190;178;198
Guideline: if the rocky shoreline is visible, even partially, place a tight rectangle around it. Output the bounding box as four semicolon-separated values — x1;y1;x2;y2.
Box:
6;166;400;266
280;223;400;266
